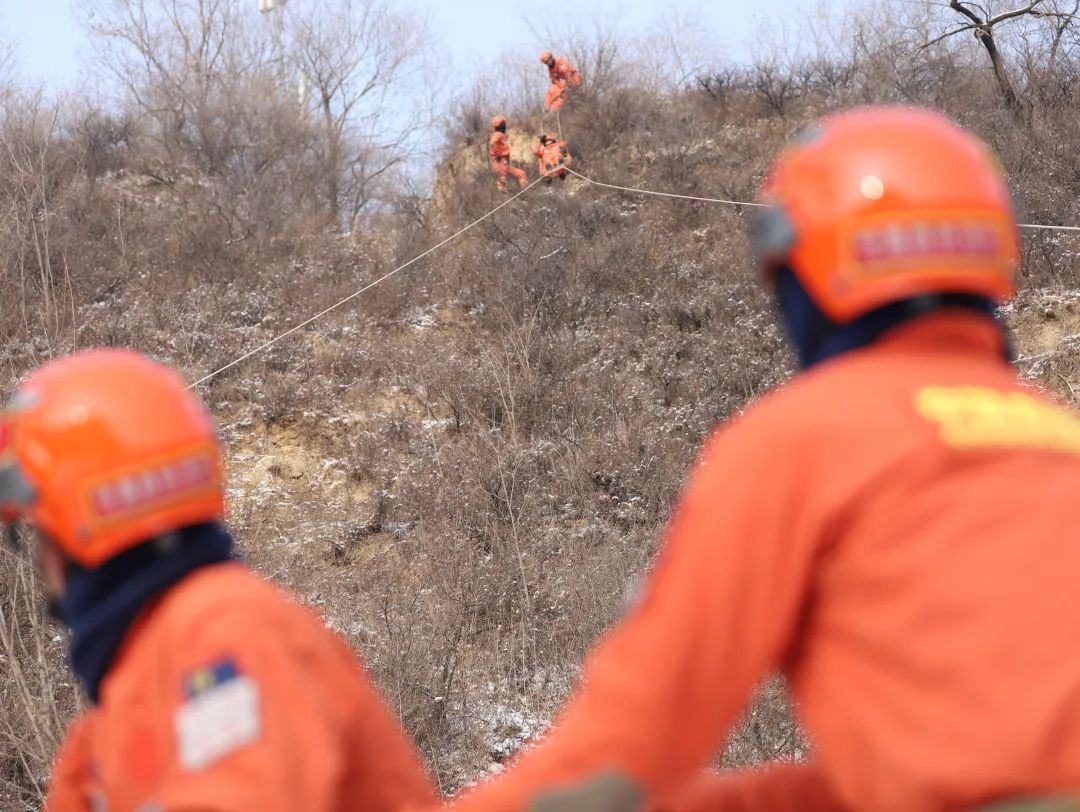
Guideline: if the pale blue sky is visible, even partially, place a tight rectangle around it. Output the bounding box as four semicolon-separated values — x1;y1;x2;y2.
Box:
1;0;816;92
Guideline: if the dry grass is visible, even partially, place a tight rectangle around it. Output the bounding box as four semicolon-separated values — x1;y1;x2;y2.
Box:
0;546;81;808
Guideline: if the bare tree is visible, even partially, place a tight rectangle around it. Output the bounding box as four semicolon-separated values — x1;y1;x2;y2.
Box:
749;60;802;116
696;67;738;109
290;0;435;229
0;41;14;83
0;91;74;350
634;11;717;92
925;1;1078;119
86;0;268;169
741;14;814;117
1041;0;1080;69
82;0;337;240
1011;0;1080;99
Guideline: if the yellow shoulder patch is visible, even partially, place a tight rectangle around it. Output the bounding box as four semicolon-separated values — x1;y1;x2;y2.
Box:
915;385;1080;455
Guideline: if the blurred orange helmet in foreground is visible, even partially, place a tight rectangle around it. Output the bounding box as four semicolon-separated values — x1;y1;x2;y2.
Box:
491;114;508;130
751;106;1020;323
539;50;554;65
0;350;224;568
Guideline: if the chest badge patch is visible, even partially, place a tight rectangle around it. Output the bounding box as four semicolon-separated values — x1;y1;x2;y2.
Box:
175;658;261;771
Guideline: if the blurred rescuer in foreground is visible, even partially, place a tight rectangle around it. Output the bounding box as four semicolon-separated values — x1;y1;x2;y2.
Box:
434;106;1080;812
539;50;581;112
0;350;435;812
489;114;528;192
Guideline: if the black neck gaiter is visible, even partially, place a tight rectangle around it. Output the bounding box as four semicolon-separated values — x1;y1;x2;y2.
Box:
56;522;234;703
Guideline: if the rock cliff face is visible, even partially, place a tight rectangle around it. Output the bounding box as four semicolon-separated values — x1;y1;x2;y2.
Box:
433;123;542;214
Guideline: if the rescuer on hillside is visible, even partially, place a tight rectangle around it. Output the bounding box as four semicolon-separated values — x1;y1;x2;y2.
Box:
489;115;528;192
0;350;436;812
434;107;1080;812
540;50;581;113
534;132;572;182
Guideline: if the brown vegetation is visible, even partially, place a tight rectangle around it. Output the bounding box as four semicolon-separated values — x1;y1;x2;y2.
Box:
2;0;1080;806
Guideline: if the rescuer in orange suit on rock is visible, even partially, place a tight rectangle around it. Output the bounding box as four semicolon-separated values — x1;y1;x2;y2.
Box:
534;133;572;182
490;115;528;192
431;107;1080;812
0;350;436;812
540;50;581;112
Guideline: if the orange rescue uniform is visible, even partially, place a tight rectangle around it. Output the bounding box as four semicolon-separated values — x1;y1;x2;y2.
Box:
443;312;1080;812
544;58;581;112
46;563;436;812
534;138;572;179
489;130;527;191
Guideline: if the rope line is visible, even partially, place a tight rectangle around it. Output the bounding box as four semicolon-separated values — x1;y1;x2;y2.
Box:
567;168;1080;233
187;176;545;389
1015;222;1080;233
567;168;766;208
189;162;1080;389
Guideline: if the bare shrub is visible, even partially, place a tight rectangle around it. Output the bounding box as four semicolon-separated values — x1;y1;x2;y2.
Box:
291;0;437;228
0;546;81;809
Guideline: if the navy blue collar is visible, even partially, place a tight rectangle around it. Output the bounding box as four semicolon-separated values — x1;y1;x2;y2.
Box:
775;266;1011;369
57;523;233;702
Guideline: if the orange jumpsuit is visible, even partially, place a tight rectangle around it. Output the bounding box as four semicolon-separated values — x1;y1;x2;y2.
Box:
442;312;1080;812
45;562;436;812
489;130;527;191
544;57;581;112
534;139;572;180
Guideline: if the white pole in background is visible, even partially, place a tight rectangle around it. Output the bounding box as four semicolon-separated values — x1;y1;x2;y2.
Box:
258;0;289;87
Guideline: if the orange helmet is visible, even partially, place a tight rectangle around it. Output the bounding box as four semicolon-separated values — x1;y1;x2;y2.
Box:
0;350;224;568
491;114;508;131
751;106;1020;323
540;51;554;65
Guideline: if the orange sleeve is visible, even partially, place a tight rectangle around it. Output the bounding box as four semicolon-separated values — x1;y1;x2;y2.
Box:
151;607;434;812
450;413;822;810
552;59;580;86
45;713;95;812
652;763;848;812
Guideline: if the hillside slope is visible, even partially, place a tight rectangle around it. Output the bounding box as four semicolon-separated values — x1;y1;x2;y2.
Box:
209;109;1080;786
